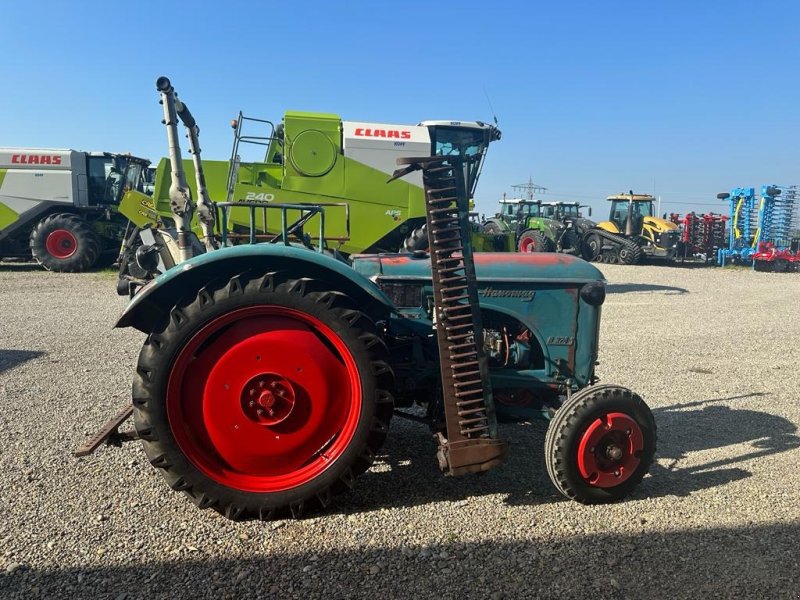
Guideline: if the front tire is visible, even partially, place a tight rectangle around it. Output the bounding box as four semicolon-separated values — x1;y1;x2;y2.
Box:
517;229;554;253
29;213;100;272
617;241;643;265
545;385;656;504
581;232;603;261
132;272;394;519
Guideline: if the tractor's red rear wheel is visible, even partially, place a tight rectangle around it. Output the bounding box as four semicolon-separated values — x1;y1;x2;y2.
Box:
545;385;656;503
132;272;394;519
168;306;362;493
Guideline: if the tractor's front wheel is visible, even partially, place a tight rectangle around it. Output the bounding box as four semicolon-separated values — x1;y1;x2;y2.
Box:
132;272;394;519
545;385;656;503
617;241;643;265
581;232;603;262
517;229;554;253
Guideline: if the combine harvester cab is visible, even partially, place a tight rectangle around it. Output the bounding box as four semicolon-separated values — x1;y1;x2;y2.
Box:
78;77;657;521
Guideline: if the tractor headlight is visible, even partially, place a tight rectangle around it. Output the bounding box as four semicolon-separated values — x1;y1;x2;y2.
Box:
580;281;606;306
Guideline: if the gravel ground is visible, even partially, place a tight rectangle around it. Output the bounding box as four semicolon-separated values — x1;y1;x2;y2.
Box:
0;261;799;599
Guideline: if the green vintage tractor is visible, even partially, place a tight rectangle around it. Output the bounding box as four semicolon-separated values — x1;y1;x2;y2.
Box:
77;78;657;520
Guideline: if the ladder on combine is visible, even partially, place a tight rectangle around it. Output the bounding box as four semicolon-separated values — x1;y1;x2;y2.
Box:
391;155;507;476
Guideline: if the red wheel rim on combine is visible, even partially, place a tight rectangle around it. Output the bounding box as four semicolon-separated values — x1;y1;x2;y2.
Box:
576;412;644;488
45;229;78;259
167;306;362;493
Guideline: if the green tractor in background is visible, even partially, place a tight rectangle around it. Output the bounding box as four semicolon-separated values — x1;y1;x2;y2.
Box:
538;201;597;256
482;197;593;256
481;197;561;253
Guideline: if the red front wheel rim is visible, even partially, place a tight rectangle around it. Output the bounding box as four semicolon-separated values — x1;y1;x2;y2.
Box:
167;306;362;493
45;229;78;259
577;412;644;488
520;237;535;252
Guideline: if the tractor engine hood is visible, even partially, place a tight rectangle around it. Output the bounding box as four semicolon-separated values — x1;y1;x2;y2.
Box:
570;217;596;230
644;216;678;231
352;252;604;284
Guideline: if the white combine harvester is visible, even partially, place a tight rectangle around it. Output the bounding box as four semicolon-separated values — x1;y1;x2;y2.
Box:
0;148;149;271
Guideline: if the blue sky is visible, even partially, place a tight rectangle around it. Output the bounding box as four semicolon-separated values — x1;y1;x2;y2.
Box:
1;0;797;217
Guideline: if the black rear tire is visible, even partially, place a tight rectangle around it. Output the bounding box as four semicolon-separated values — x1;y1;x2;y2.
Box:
29;213;100;272
402;225;429;253
132;272;395;520
545;385;656;504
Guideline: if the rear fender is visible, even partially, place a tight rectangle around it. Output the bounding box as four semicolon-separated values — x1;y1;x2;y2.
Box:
116;244;395;333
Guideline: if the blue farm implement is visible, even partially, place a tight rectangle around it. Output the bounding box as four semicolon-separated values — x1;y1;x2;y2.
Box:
718;185;799;271
717;187;757;266
752;186;799;272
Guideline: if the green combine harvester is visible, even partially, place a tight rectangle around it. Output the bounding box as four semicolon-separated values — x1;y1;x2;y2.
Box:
115;86;504;291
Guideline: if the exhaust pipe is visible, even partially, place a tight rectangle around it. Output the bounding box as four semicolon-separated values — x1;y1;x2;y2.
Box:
156;76;194;262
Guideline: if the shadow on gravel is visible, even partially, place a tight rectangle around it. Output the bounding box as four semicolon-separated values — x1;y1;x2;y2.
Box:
334;418;561;515
0;349;46;374
606;283;689;294
643;392;800;498
0;261;40;272
670;260;717;269
338;391;799;514
1;521;797;599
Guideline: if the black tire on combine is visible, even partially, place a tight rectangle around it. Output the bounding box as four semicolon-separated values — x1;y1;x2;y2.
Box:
29;213;100;272
545;385;656;504
402;225;429;253
132;272;395;520
617;241;643;265
581;232;603;261
518;229;555;253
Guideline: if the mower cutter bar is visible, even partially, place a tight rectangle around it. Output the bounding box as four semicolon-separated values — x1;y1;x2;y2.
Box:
74;403;137;457
392;155;507;477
